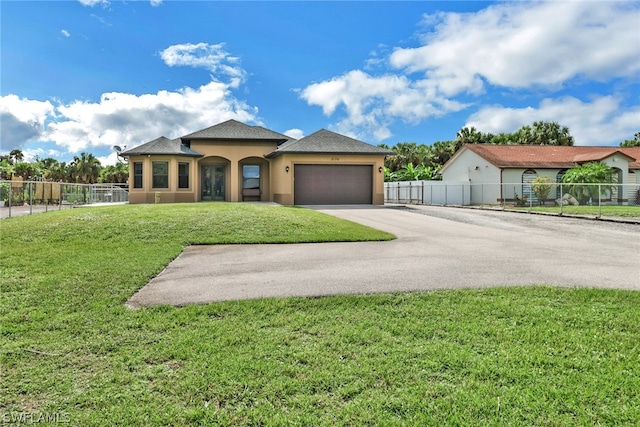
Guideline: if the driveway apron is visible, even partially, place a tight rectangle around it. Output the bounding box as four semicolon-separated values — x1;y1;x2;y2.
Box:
126;205;640;307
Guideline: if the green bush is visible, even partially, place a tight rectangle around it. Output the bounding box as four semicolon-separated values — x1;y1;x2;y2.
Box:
531;176;554;204
562;162;614;204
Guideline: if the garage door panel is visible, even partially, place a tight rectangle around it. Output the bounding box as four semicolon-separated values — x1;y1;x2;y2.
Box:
294;165;372;205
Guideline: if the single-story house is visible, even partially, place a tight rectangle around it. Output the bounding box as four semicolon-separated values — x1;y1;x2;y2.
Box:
120;119;393;205
440;144;640;205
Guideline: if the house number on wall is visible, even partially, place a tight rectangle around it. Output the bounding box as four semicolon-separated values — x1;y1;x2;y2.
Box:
331;157;340;161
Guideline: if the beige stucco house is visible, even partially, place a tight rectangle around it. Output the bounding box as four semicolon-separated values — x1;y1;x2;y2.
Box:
121;120;393;205
440;144;640;205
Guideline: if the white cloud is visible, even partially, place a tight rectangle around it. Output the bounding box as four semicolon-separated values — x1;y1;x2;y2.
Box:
97;151;122;167
78;0;109;7
61;29;70;38
49;80;258;152
284;128;304;140
150;0;163;7
0;95;55;148
391;1;640;92
0;41;259;157
300;1;639;143
300;70;467;142
0;94;55;125
465;96;640;146
1;80;259;155
160;42;246;87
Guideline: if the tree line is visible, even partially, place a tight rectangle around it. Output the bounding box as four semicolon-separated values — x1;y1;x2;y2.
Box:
0;150;128;184
379;122;639;182
1;125;637;185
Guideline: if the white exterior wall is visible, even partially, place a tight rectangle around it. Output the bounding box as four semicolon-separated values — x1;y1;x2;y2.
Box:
441;148;501;204
601;154;630;186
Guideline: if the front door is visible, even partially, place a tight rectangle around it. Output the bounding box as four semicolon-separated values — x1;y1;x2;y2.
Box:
201;165;225;201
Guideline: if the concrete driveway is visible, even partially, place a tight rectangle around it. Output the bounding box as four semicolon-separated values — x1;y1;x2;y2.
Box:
126;205;640;307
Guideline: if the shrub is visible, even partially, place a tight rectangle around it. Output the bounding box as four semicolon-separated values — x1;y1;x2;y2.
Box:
562;162;614;204
531;176;554;204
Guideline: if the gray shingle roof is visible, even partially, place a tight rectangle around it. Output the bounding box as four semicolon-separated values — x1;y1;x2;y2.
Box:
120;136;203;157
266;129;394;158
181;119;294;144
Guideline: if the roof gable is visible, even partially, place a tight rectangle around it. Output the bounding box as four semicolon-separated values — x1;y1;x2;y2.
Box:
267;129;394;157
181;119;293;144
121;136;202;157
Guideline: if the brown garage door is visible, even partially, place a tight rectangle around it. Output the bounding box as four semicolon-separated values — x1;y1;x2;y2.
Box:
294;164;373;205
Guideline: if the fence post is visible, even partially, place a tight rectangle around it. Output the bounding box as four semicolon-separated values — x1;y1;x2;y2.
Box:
445;184;448;206
430;184;433;206
29;181;33;215
598;183;602;218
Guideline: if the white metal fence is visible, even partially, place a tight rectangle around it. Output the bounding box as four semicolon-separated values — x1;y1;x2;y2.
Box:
385;181;640;215
0;180;128;218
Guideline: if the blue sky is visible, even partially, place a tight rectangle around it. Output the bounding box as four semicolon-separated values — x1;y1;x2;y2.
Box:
1;0;639;165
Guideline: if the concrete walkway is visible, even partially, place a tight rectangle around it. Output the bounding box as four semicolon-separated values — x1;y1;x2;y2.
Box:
126;205;640;307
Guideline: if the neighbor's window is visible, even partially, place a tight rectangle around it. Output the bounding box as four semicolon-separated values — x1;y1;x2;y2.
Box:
178;162;189;189
242;165;260;189
152;161;169;189
133;162;143;189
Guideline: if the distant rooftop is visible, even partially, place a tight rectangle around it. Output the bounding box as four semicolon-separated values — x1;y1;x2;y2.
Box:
464;144;640;169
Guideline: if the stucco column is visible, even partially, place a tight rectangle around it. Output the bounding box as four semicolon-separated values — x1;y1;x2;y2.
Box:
229;160;239;202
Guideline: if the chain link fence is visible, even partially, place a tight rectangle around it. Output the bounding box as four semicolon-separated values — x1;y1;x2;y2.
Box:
0;180;128;219
385;181;640;218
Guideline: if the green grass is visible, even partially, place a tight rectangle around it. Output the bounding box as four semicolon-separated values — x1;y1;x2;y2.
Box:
2;204;639;425
510;205;640;218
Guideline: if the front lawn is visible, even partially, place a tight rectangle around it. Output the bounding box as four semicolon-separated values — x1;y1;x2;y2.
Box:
1;204;638;425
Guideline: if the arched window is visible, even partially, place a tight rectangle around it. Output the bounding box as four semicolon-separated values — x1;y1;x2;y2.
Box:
556;169;568;199
522;169;538;204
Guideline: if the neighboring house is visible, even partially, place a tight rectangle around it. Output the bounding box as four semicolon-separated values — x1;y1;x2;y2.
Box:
120;120;393;205
440;144;640;205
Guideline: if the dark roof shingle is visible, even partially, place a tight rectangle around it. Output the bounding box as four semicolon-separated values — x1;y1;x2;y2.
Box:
266;129;394;157
181;119;294;144
120;136;203;157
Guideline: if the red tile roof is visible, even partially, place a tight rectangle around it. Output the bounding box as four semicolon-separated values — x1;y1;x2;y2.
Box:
464;144;640;169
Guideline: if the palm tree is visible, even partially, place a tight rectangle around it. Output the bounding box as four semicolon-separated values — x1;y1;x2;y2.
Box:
530;121;574;146
430;140;455;165
100;163;129;183
45;161;71;182
619;132;640;147
9;149;24;163
71;152;102;184
70;153;102;203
